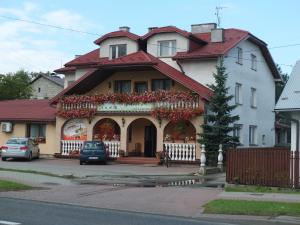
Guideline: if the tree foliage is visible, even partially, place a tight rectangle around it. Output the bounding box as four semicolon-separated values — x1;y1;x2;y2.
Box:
0;70;33;100
198;58;240;165
275;64;289;103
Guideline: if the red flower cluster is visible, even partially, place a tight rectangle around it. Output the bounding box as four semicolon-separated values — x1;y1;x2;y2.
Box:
57;108;96;119
151;108;204;122
59;91;197;105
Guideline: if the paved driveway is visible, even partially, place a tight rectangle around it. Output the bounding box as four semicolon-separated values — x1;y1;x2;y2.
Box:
0;158;200;177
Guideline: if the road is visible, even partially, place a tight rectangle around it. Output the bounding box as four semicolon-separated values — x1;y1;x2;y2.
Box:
0;198;296;225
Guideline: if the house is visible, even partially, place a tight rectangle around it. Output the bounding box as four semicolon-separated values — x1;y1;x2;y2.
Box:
0;100;56;155
275;60;300;152
0;23;280;159
30;74;64;99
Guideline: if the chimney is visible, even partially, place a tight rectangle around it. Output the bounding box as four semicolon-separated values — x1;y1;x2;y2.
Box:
191;23;217;34
211;28;224;42
119;26;130;32
148;27;158;32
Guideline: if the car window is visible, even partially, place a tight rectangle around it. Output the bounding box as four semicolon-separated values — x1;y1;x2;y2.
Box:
84;142;104;150
6;139;27;145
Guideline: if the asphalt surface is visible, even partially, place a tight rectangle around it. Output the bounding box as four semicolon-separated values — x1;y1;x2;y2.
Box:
0;198;296;225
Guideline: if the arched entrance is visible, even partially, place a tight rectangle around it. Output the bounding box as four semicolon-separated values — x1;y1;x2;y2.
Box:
163;121;196;143
93;118;120;141
127;118;157;157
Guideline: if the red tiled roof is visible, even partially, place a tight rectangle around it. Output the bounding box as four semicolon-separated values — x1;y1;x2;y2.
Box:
64;49;109;67
94;30;140;45
0;100;56;122
142;26;191;40
173;29;249;59
54;66;76;74
50;51;212;104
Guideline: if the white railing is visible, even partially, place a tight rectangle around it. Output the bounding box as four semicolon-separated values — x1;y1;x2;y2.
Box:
61;140;84;155
103;141;120;158
163;143;196;161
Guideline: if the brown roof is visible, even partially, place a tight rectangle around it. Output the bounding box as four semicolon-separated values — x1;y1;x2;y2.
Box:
94;30;140;45
0;100;56;122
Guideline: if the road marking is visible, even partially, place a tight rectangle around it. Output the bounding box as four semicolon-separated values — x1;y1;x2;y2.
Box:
0;220;21;225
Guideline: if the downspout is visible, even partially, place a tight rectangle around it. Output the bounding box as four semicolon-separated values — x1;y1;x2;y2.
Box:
176;60;185;75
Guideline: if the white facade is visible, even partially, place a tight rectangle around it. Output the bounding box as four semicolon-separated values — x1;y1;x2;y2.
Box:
31;76;64;99
100;37;139;58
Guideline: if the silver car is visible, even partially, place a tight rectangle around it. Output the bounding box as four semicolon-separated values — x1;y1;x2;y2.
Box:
1;138;40;161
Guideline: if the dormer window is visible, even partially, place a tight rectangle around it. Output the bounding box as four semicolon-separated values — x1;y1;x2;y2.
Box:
110;44;127;59
157;40;176;57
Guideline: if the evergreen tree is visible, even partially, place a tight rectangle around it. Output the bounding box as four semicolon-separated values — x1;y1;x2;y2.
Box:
198;58;240;165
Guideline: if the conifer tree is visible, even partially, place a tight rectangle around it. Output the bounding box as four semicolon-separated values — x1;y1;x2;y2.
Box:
198;58;240;165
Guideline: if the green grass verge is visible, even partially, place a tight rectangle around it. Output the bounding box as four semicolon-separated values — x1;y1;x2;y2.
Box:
225;185;300;194
0;179;32;191
203;199;300;216
0;167;77;179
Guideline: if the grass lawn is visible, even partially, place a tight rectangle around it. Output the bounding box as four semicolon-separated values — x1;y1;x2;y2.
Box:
204;199;300;216
0;179;32;191
225;185;300;194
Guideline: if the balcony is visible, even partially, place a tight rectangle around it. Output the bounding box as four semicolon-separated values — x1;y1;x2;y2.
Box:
58;91;202;116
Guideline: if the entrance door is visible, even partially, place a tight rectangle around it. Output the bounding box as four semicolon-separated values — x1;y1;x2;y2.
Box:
144;124;157;157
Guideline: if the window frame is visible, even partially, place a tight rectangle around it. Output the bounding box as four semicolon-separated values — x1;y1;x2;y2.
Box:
251;54;257;71
114;80;131;94
26;123;46;143
157;40;177;57
249;125;257;145
134;81;148;94
151;79;172;91
235;83;242;105
237;47;243;65
250;87;257;108
109;44;127;59
233;124;243;144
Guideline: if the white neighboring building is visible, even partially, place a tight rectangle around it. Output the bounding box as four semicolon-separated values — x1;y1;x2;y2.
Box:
275;61;300;152
55;23;281;147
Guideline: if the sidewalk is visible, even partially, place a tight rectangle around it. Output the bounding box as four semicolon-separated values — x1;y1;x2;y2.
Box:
220;191;300;203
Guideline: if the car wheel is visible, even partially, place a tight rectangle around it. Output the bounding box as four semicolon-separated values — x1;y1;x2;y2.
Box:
1;157;6;161
28;152;32;161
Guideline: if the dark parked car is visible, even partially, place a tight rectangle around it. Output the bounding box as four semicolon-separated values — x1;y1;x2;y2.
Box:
79;141;107;165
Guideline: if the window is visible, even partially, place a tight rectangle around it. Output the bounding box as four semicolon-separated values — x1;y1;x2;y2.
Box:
251;54;257;70
134;82;148;94
262;134;266;145
237;47;243;65
158;40;176;57
251;88;257;108
114;80;131;94
233;124;243;144
235;83;242;104
110;44;127;59
152;79;172;91
26;123;46;143
38;87;41;93
249;125;257;145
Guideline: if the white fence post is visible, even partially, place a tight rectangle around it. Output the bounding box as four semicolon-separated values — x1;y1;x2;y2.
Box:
217;144;224;171
199;144;206;175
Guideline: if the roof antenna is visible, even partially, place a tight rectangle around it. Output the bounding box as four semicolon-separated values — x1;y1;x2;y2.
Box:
215;6;227;28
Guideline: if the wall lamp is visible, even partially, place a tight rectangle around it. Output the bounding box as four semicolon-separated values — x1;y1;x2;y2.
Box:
122;117;125;127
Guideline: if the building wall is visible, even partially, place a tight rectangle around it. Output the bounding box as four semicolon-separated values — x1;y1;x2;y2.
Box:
100;37;138;58
0;122;57;155
56;115;203;159
31;77;63;99
87;70;190;95
64;73;76;88
147;33;189;70
224;39;276;147
291;112;300;152
180;59;217;86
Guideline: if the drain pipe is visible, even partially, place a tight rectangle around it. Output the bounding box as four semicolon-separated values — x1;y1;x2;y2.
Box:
176;60;185;75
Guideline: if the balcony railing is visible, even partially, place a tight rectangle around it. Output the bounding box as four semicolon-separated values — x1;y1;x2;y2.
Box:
61;98;200;113
164;142;196;161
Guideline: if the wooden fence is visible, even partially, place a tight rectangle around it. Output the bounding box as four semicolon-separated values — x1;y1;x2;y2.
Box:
226;147;299;188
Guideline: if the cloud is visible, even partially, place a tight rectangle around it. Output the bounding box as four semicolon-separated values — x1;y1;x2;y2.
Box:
0;2;92;74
